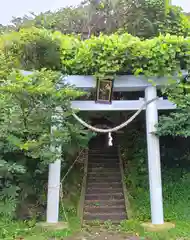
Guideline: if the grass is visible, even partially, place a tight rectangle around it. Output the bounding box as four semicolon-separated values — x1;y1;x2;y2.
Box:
119;170;190;239
0;216;80;240
1;173;190;240
119;220;190;239
1;158;190;240
0;164;83;240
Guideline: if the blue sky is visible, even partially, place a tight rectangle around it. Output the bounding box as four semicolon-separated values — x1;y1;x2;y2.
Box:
0;0;189;25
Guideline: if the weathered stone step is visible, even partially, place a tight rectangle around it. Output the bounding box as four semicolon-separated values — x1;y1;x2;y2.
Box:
88;172;121;177
83;220;122;225
86;187;123;194
83;144;127;224
89;159;119;164
89;155;118;158
87;182;122;189
88;163;119;167
85;193;124;200
88;173;121;179
89;145;117;148
88;168;120;173
89;151;117;154
89;152;118;156
83;212;127;221
88;160;119;164
84;206;126;214
85;199;125;207
88;162;120;168
88;154;118;158
88;177;121;182
87;178;122;183
89;149;117;153
89;155;119;158
88;178;122;184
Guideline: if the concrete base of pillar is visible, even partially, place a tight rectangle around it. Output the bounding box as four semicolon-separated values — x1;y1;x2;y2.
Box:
36;221;69;231
141;222;175;232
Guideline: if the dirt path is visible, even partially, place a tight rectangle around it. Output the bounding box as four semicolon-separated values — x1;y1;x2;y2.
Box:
64;228;143;240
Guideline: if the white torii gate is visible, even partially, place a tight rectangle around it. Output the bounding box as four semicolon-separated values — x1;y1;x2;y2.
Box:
46;73;186;228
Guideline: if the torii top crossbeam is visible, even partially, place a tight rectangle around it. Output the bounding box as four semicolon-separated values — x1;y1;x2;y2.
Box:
63;73;187;92
22;70;187;110
61;73;188;111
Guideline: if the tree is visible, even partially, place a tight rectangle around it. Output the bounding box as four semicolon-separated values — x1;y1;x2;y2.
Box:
1;1;189;38
159;6;190;37
0;63;90;219
157;79;190;137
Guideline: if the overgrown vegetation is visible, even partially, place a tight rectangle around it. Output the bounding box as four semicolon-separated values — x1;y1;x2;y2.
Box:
0;64;91;218
157;82;190;137
1;28;190;78
120;117;190;239
0;217;80;240
0;66;91;239
0;0;190;239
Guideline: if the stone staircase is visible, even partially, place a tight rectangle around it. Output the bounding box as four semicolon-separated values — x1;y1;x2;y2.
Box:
83;136;127;223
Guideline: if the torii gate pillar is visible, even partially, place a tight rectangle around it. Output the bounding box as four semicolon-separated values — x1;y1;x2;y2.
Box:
47;107;62;224
145;86;164;225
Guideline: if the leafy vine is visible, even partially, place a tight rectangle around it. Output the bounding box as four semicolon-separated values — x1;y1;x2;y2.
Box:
1;28;190;81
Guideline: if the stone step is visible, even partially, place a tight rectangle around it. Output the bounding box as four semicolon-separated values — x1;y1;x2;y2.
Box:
84;205;126;214
88;174;121;180
88;159;119;164
86;187;123;194
83;212;127;221
87;178;122;184
83;220;122;225
87;182;122;189
85;193;124;200
88;154;118;158
87;180;122;185
87;181;122;187
88;160;119;164
83;144;127;224
88;167;120;173
84;199;125;207
88;172;121;177
89;155;119;158
89;152;118;156
89;149;118;153
88;162;120;168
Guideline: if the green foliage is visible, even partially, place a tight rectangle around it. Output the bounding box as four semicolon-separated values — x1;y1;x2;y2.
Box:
0;51;15;78
0;67;90;219
0;3;189;230
0;28;62;70
120;126;190;239
157;81;190;137
1;1;189;39
61;32;190;77
122;0;166;38
0;69;85;160
121;129;148;193
3;27;190;220
1;28;190;79
0;216;79;240
159;6;190;37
